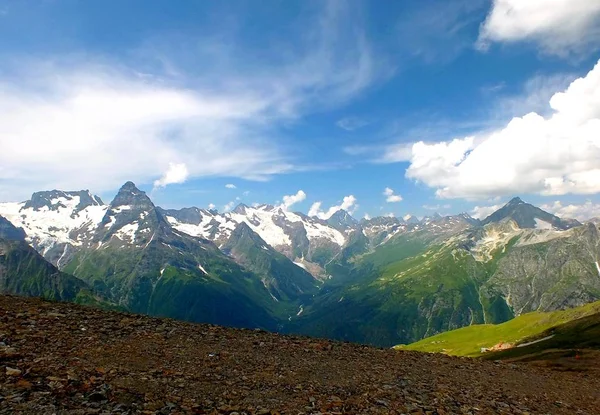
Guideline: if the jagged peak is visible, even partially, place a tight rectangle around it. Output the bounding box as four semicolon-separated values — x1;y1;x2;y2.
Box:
232;203;250;214
117;181;143;194
507;196;524;206
329;209;356;221
482;196;580;230
23;189;104;211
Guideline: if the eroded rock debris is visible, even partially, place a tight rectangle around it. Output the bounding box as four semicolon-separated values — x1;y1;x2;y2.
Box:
0;295;598;414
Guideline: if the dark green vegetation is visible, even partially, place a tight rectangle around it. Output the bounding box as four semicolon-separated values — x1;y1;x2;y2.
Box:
2;186;600;349
62;183;285;330
290;214;600;347
221;222;319;304
0;215;89;303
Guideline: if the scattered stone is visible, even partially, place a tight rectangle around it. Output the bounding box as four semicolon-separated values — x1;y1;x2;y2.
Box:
0;295;598;414
5;367;21;376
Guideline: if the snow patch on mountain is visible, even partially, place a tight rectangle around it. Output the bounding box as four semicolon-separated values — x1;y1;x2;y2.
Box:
114;222;140;242
534;218;553;230
0;195;107;253
164;204;346;248
229;208;291;247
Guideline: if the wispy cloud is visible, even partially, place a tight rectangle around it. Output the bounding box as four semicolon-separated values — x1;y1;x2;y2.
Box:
0;2;390;201
225;184;237;189
223;201;235;212
395;0;488;63
423;204;451;211
336;116;370;131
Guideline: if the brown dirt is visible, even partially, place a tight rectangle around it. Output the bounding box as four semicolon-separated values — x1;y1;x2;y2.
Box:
0;295;599;414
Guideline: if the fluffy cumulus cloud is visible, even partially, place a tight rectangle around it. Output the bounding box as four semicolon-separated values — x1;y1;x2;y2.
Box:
383;187;403;203
208;203;216;210
308;195;358;219
405;59;600;199
153;163;189;188
478;0;600;55
541;200;600;222
280;190;307;210
225;184;237;189
470;204;503;220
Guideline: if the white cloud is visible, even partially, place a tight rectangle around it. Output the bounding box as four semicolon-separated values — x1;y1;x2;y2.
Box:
0;2;390;201
378;143;414;163
208;203;216;210
223;201;235;212
478;0;600;55
153;163;189;188
0;65;293;200
336;117;369;131
243;190;250;196
225;184;237;189
423;204;451;211
280;190;307;210
308;202;322;218
541;200;600;222
403;214;414;221
383;187;403;203
470;204;503;220
308;195;358;219
396;0;487;63
363;213;371;220
495;73;577;119
405;59;600;199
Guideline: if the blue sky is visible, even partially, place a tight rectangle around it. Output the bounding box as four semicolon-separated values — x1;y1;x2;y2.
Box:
1;0;600;221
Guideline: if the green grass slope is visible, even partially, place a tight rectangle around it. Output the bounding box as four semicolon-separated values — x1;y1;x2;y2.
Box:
483;310;600;362
399;300;600;356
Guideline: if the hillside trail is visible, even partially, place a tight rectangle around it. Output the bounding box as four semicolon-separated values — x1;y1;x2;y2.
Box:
1;295;599;414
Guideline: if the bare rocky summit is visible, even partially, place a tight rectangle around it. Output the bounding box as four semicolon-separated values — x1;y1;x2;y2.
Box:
0;295;599;415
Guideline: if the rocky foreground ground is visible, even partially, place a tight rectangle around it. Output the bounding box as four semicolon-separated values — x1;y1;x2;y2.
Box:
0;296;599;414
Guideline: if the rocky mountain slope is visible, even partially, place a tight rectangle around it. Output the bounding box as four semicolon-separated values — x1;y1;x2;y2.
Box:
1;295;599;414
0;216;90;303
290;205;600;346
1;184;599;348
482;197;580;230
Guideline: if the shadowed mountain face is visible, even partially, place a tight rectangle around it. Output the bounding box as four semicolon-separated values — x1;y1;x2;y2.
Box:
1;186;599;347
221;222;320;303
482;197;581;230
0;216;26;242
0;215;89;302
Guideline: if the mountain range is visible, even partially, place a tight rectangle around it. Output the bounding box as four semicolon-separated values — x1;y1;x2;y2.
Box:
1;182;599;347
